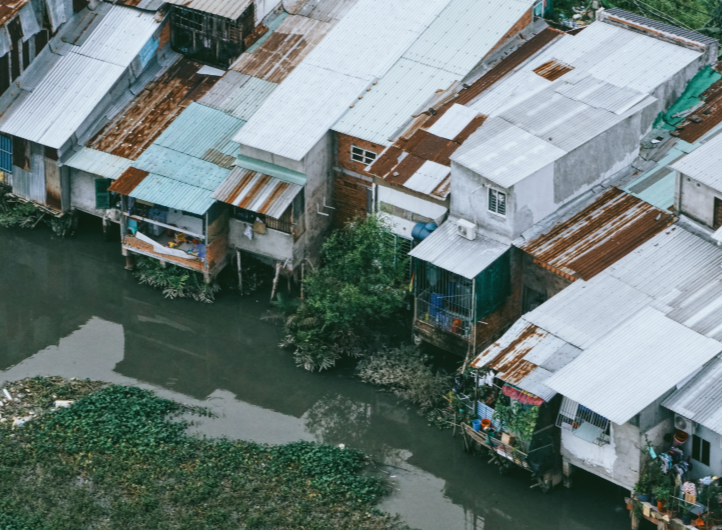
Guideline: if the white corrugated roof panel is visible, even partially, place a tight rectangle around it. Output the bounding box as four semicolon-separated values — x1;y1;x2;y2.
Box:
303;0;451;81
425;103;479;140
163;0;252;20
235;0;451;160
233;63;370;161
74;6;161;67
524;273;653;350
671;134;722;191
555;75;650;115
0;5;161;149
450;117;566;188
469;69;552;117
333;58;458;145
403;160;450;195
404;0;533;76
408;218;510;279
66;147;133;180
546;307;722;425
0;53;125;149
663;356;722;435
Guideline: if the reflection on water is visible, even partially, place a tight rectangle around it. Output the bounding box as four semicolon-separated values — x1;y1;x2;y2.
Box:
0;222;630;530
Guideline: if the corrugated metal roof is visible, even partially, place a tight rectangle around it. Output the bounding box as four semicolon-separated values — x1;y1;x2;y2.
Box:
154;102;245;169
234;0;452;160
402;160;449;195
0;5;161;149
425;103;479;140
662;356;722;435
231;15;333;83
671;133;722;191
108;167;150;195
212;166;302;218
408;217;510;279
65;147;133;180
233;63;370;160
295;0;358;22
163;0;252;20
555;75;649;115
520;188;676;281
546;307;722;425
333;58;458;145
0;0;31;28
122;144;231;214
603;7;719;48
89;58;218;160
471;317;582;402
114;0;164;11
199;71;277;121
403;0;533;76
451;117;566;188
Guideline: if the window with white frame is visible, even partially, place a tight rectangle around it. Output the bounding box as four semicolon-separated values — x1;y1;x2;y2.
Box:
351;146;377;165
488;188;506;216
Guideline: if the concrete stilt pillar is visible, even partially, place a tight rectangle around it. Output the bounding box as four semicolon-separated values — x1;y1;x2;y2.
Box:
124;254;135;271
562;459;574;489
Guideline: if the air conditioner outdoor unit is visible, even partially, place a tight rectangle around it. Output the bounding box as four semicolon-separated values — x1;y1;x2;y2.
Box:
457;218;476;241
674;414;695;435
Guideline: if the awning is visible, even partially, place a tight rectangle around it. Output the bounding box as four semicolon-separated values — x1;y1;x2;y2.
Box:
213;166;303;219
408;218;510;279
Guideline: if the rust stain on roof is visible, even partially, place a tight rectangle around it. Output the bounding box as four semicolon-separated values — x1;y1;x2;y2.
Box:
0;0;30;28
89;59;218;160
109;167;150;195
533;59;574;81
472;323;545;383
385;154;425;187
520;188;677;281
232;15;332;83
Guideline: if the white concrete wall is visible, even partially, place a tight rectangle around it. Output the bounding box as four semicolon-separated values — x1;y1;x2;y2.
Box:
561;421;641;490
228;218;294;262
677;424;722;479
678;172;722;229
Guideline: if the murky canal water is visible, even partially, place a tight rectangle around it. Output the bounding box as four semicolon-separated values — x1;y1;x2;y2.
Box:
0;218;632;530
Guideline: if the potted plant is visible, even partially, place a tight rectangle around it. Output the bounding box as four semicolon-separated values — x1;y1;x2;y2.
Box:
635;473;653;502
682;509;694;525
654;483;673;513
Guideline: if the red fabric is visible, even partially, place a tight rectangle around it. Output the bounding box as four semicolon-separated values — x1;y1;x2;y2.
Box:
501;384;544;406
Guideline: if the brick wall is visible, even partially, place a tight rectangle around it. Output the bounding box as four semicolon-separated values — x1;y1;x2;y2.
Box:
336;133;384;178
484;8;533;58
333;172;370;229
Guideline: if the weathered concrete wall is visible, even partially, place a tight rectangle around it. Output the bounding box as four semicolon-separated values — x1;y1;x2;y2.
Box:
562;421;641;490
553;113;642;205
678;172;722;229
228;218;294;262
70;169;106;217
677;424;722;479
294;131;335;268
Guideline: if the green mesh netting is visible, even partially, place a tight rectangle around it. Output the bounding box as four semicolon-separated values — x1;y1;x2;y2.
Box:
653;65;722;130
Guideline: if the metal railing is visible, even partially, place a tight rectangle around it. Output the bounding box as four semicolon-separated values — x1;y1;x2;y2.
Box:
556;397;610;445
415;262;474;339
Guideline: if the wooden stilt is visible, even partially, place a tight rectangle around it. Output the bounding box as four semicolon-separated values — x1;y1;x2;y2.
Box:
236;250;243;295
125;254;135;271
271;261;282;300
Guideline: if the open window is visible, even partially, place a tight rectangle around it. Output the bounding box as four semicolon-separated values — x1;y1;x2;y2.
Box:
556;397;611;445
488;188;506;216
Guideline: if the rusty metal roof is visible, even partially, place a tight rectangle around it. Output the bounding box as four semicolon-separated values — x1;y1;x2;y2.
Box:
533;59;574;81
88;58;219;160
0;0;30;28
109;167;150;195
231;15;333;84
213;166;303;219
678;64;722;144
472;317;582;401
163;0;252;20
519;188;676;282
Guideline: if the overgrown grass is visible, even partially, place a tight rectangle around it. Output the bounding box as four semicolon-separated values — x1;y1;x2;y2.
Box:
134;256;221;303
0;187;42;229
0;377;409;530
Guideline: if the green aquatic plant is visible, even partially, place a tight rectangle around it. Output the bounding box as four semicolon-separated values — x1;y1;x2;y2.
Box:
133;255;221;303
0;377;407;530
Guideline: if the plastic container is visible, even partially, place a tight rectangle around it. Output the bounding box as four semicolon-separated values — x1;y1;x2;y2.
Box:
472;419;482;432
481;418;492;431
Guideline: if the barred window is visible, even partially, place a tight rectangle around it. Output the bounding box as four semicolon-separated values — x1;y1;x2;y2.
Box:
0;134;11;173
488;188;506;216
351;146;377;165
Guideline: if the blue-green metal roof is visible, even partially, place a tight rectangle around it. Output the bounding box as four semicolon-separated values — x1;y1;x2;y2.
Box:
154;102;245;169
234;155;307;186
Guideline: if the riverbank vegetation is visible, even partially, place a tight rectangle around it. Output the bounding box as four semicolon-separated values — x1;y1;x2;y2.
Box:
0;377;408;530
276;215;408;371
134;256;221;303
551;0;721;35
